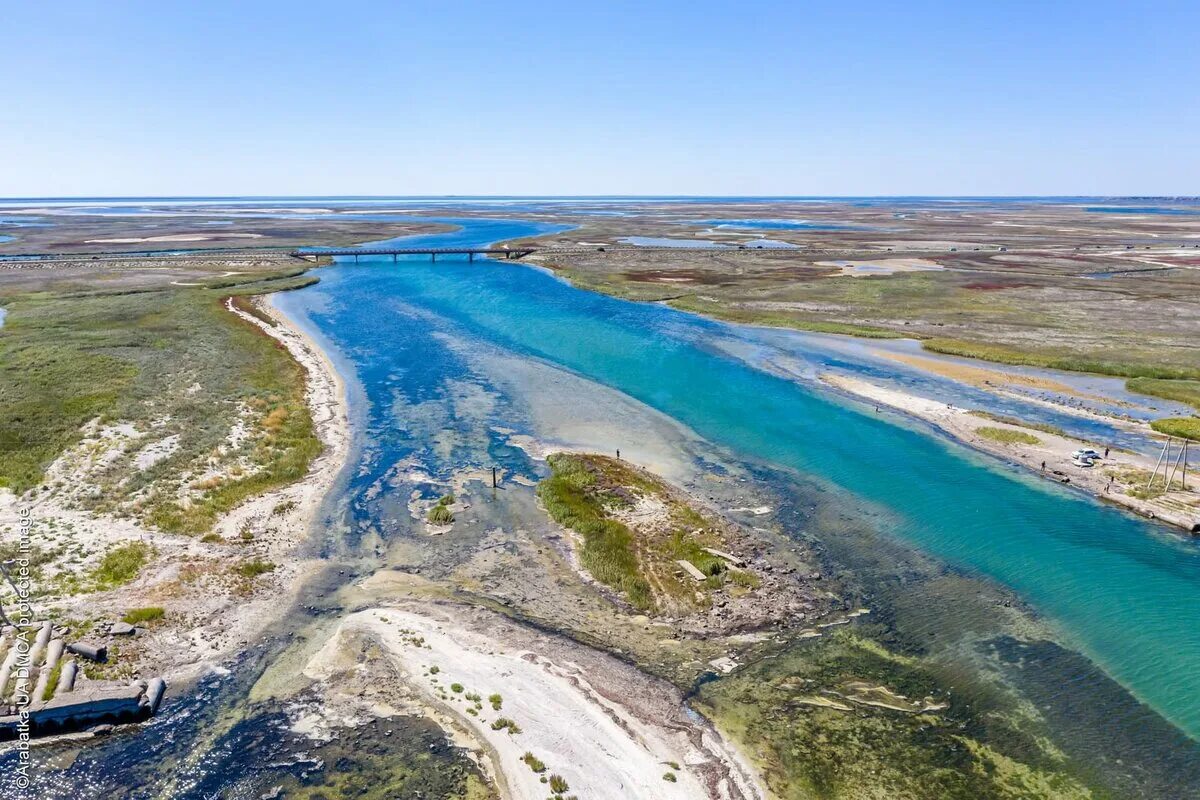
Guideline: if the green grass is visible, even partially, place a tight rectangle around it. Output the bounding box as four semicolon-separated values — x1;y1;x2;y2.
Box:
122;606;165;624
975;426;1042;446
548;774;569;794
0;299;136;492
538;453;653;610
967;410;1067;438
1149;417;1200;442
1128;378;1200;412
92;542;151;589
488;693;502;710
923;338;1200;381
234;559;276;578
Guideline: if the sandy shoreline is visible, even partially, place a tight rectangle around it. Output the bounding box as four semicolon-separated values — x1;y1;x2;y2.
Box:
822;373;1199;533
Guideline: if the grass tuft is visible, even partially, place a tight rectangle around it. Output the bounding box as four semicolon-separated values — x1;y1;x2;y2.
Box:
521;752;547;773
92;543;151;589
233;559;276;578
122;606;165;624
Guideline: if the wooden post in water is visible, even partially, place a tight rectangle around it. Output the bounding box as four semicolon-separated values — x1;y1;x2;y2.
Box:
492;467;497;488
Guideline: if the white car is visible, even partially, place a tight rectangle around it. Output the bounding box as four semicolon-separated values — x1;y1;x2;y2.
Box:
1073;449;1102;460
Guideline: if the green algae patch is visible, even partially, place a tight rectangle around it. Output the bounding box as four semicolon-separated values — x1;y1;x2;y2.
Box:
693;630;1100;800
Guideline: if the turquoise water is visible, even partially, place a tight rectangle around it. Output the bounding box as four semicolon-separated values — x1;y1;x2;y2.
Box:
278;218;1200;742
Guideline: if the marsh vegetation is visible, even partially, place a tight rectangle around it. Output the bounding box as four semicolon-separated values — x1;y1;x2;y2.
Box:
0;270;322;534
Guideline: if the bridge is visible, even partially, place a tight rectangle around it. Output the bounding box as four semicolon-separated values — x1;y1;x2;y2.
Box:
289;244;817;263
291;246;539;262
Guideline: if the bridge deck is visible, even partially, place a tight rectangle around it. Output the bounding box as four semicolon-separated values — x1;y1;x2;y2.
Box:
290;244;798;261
296;247;529;256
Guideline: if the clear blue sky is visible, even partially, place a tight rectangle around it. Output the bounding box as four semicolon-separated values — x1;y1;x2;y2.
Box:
2;1;1196;197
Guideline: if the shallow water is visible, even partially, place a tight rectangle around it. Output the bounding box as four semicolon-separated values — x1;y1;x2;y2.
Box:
618;235;727;247
275;217;1200;743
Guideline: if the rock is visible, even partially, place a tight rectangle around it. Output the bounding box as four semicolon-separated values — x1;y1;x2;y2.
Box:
109;622;136;636
89;724;114;736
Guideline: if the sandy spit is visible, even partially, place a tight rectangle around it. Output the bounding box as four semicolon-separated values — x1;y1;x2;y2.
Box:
305;604;766;800
822;373;1199;533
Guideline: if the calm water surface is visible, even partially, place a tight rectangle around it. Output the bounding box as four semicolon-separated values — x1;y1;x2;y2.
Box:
276;217;1200;742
